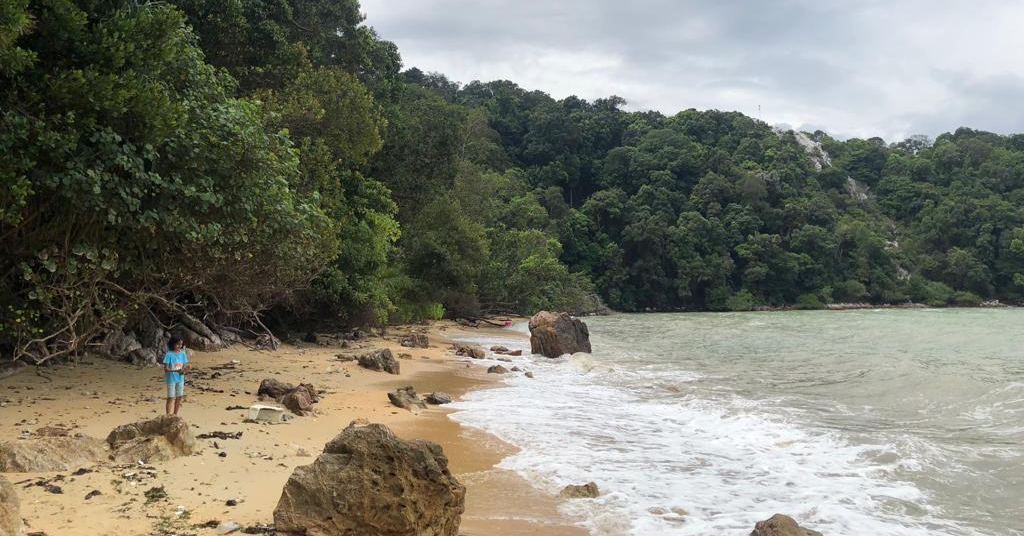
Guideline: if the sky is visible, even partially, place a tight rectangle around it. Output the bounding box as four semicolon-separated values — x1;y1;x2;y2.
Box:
360;0;1024;141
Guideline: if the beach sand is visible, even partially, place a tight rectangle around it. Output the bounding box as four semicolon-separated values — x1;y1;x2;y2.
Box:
0;321;586;536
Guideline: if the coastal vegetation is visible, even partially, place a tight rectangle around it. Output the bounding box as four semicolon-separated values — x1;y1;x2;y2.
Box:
4;0;1024;362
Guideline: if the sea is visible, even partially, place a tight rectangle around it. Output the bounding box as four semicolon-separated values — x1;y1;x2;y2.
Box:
449;309;1024;536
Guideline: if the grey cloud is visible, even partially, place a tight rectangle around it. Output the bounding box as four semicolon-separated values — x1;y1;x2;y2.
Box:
362;0;1024;141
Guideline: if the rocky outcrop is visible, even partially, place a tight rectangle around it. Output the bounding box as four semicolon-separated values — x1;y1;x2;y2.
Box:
0;476;22;536
528;311;591;358
106;415;196;463
750;514;823;536
357;348;400;375
274;422;465;536
0;436;107;472
559;482;599;498
388;386;427;411
451;343;485;359
401;333;429;348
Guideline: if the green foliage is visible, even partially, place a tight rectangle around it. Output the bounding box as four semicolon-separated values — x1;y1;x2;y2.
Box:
796;293;824;310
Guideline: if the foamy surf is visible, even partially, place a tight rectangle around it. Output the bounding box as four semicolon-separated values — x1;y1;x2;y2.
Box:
448;312;1024;536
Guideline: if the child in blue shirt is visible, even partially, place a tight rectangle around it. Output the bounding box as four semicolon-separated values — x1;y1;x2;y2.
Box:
162;336;190;415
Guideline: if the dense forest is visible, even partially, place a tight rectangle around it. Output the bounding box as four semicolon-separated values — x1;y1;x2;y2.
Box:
4;0;1024;362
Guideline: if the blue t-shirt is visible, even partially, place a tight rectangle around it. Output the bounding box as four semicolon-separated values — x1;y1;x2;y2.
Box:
163;350;188;384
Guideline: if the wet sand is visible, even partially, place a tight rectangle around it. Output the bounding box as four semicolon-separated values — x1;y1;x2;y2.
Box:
0;321;586;536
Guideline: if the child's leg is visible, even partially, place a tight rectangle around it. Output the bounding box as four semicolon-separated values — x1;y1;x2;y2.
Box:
165;382;176;414
172;382;184;415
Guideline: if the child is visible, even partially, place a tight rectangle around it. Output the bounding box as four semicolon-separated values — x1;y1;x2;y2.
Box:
162;336;190;415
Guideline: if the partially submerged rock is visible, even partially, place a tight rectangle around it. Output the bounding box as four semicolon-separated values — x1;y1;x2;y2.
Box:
750;514;823;536
452;343;485;359
106;415;196;463
559;482;600;499
425;392;452;405
528;311;592;358
486;365;508;374
274;422;465;536
0;476;23;536
0;436;107;472
388;386;427;411
357;348;400;375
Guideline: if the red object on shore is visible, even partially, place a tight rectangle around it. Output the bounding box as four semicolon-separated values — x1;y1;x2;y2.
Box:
503;320;512;326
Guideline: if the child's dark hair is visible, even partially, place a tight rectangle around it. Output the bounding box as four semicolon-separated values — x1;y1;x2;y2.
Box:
168;336;184;351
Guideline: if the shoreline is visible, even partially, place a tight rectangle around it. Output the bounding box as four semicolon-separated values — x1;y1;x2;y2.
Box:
0;320;585;536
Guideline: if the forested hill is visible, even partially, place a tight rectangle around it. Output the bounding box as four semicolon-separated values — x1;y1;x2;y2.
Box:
3;0;1024;363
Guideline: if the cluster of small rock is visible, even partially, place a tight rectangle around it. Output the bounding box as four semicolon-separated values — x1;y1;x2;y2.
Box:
257;379;320;416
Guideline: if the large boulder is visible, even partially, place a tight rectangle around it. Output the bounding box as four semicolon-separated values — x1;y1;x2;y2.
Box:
106;415;196;463
0;476;22;536
528;311;591;358
357;348;400;375
0;436;107;472
274;422;465;536
750;514;823;536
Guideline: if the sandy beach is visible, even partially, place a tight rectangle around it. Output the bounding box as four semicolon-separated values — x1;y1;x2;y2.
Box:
0;321;586;536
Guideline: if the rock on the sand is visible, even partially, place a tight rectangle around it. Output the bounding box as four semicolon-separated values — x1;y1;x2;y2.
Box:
0;436;107;472
486;365;508;374
258;378;295;399
559;482;600;499
274;422;465;536
528;311;591;358
0;476;23;536
451;343;485;359
425;392;452;405
750;514;823;536
106;415;196;463
281;389;314;415
400;333;429;348
357;348;400;375
388;386;427;411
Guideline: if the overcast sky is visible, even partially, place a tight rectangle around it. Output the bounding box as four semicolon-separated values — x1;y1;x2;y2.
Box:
361;0;1024;141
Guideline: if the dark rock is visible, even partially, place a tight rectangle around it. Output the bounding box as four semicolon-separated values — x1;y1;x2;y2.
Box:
452;343;485;359
106;415;197;463
274;422;464;536
302;332;319;344
425;392;453;405
388;386;426;411
558;482;599;499
0;436;107;472
528;311;592;358
281;389;314;416
400;333;429;348
0;477;20;536
525;371;534;378
489;345;509;353
506;350;523;357
486;365;508;374
510;367;521;372
85;489;102;500
750;514;823;536
356;349;400;375
226;499;238;507
257;379;295;400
